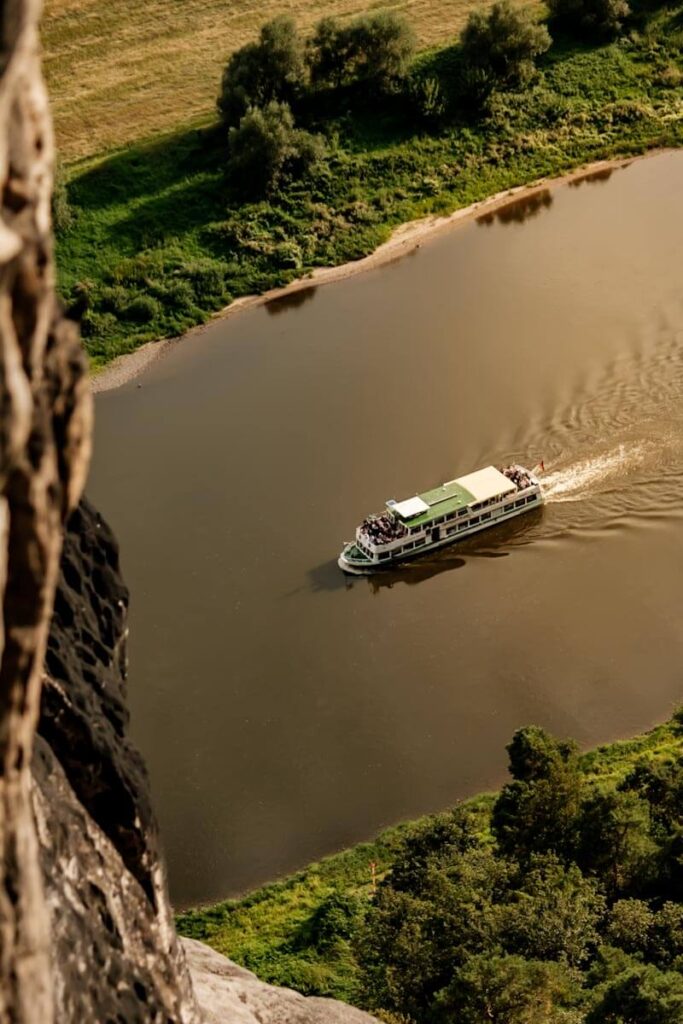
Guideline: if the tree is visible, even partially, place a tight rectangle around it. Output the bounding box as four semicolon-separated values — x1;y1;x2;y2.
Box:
437;954;579;1024
307;17;355;89
227;101;326;196
586;963;683;1024
650;903;683;969
358;831;509;1019
606;899;654;956
492;728;582;862
218;16;306;126
576;790;656;897
547;0;630;39
501;856;605;967
460;1;551;92
307;12;415;93
351;13;416;91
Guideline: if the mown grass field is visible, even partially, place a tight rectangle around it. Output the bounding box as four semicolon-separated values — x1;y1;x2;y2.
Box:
55;7;683;370
176;715;683;1004
43;0;540;162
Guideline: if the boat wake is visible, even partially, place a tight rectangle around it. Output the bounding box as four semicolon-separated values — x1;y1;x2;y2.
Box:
540;441;659;503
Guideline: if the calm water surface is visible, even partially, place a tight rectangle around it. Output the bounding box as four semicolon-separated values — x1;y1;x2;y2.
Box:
89;152;683;906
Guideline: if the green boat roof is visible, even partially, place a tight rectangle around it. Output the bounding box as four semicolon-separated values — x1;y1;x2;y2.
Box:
386;466;518;528
390;480;474;528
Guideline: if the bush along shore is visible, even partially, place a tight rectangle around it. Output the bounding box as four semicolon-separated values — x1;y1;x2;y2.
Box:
56;0;683;370
177;712;683;1023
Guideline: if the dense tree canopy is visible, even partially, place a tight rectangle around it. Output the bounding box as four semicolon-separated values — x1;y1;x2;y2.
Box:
307;12;416;92
218;16;306;126
355;728;683;1022
227;101;326;196
460;1;551;92
547;0;630;39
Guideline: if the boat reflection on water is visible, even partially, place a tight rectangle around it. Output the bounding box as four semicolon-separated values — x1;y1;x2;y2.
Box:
366;505;544;591
309;506;543;593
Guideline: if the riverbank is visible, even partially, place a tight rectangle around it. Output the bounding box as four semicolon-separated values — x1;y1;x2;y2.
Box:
92;149;665;394
58;7;683;378
176;712;683;1005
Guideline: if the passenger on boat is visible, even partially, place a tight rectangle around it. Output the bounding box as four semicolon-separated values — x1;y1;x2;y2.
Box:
502;465;532;490
361;513;407;545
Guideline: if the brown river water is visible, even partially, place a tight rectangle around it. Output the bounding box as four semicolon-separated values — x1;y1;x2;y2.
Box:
89;151;683;906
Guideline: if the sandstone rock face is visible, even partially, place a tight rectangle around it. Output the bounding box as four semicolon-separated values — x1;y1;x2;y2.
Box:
35;499;200;1023
0;1;92;1018
184;938;381;1024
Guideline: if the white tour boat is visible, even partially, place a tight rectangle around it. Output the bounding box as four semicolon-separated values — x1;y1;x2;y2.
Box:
338;464;543;574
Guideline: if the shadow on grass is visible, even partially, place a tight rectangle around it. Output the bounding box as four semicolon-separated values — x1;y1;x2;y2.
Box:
70;124;225;212
98;172;228;251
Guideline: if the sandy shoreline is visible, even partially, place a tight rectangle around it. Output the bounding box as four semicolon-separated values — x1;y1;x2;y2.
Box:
91;149;667;394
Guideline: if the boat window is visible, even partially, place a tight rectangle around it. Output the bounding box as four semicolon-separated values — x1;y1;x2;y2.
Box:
470;515;480;525
526;495;536;504
515;498;525;508
481;512;491;521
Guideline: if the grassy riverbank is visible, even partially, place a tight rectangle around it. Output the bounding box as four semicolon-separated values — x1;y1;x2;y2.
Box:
56;5;683;370
44;0;542;162
176;713;683;1009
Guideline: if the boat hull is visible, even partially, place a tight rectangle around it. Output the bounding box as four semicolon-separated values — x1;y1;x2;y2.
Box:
338;493;544;575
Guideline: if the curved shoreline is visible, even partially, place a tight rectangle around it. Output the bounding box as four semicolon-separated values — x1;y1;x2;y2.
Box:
91;148;668;394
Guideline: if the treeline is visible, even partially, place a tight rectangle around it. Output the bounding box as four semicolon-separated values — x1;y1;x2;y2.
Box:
356;721;683;1022
219;0;633;196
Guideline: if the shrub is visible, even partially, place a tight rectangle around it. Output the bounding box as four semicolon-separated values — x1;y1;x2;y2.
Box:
121;294;162;324
307;17;356;89
217;16;306;126
351;13;416;91
182;259;229;303
227;101;326;196
408;73;447;125
307;12;415;93
460;1;551;93
547;0;630;39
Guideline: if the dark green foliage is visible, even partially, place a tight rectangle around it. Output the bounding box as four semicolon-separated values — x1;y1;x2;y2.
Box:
436;954;579;1024
407;73;447;126
460;1;551;91
492;727;582;861
500;856;605;967
307;17;354;90
307;12;416;93
227;101;327;196
217;16;306;127
358;841;510;1018
576;790;655;896
548;0;631;39
607;899;655;954
301;892;363;951
586;963;683;1023
177;716;683;1016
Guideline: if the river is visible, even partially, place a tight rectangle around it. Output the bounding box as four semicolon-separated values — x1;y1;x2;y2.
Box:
89;150;683;907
